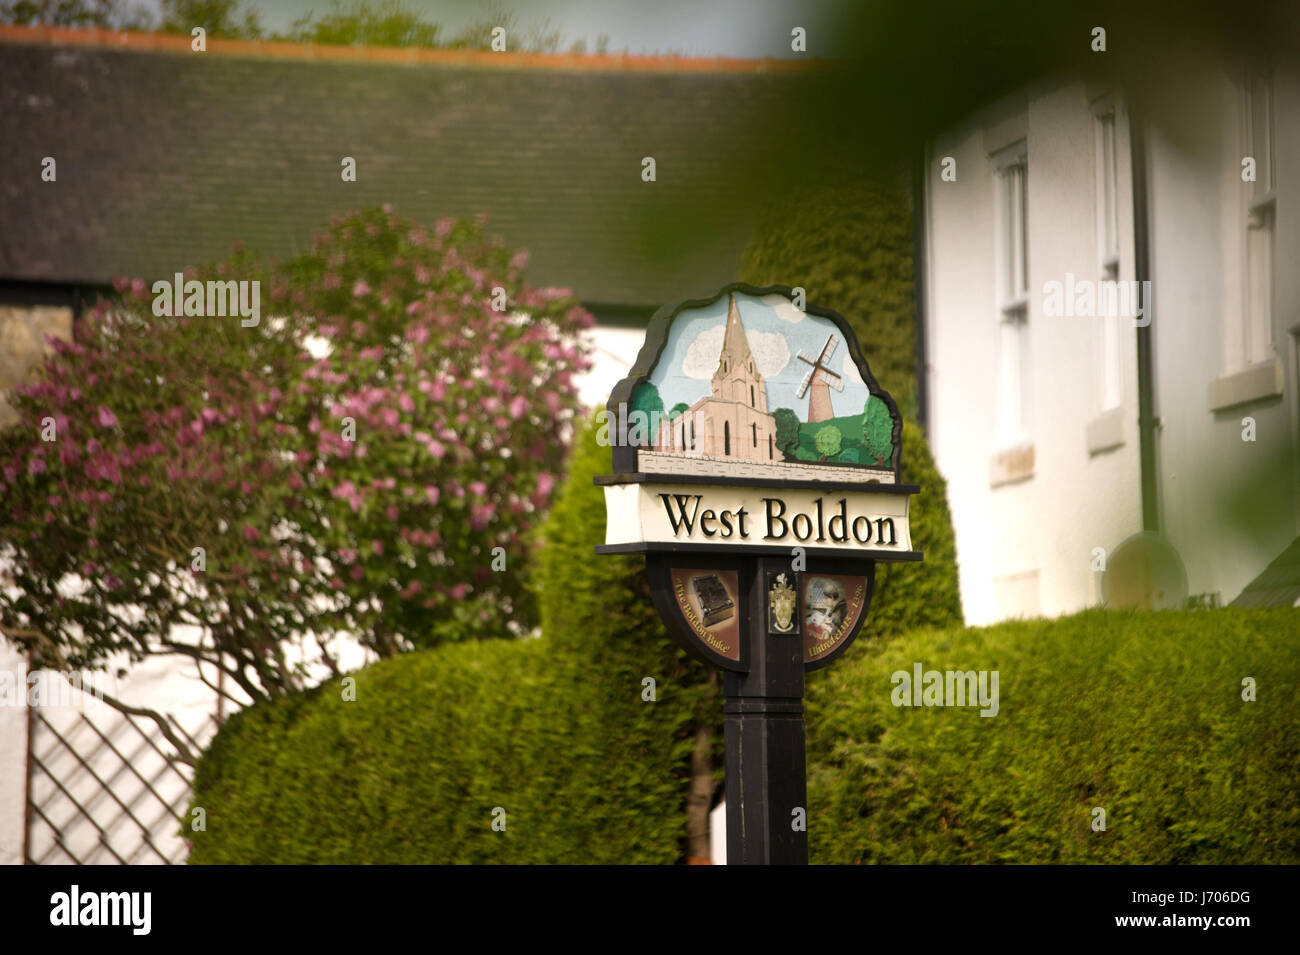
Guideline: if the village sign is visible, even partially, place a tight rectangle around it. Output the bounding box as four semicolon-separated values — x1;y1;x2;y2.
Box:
597;283;922;864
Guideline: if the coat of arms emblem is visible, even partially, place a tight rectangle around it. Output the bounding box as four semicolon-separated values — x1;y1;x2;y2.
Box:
769;573;798;633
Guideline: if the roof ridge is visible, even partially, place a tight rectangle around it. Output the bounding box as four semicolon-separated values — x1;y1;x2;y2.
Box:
0;23;817;74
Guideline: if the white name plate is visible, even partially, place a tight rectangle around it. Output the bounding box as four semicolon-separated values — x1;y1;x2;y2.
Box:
601;482;914;556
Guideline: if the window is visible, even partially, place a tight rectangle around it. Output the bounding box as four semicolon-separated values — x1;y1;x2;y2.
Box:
752;422;758;447
1092;96;1122;411
769;434;774;459
993;142;1030;448
724;421;730;456
1244;68;1275;366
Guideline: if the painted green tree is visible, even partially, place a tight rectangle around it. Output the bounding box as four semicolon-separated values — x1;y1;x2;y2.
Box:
814;424;842;461
772;408;800;455
862;396;893;466
630;382;664;444
669;402;690;420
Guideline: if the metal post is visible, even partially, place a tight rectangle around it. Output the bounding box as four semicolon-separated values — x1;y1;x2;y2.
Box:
723;558;807;864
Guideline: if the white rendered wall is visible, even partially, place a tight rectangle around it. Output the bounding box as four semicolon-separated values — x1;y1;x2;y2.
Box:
924;78;1143;625
1146;63;1300;604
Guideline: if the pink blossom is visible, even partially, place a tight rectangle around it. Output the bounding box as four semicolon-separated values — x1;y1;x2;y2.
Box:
424;486;440;505
243;525;259;541
509;396;527;419
371;540;383;556
398;393;415;413
95;406;118;428
27;457;46;476
536;472;555;498
469;481;487;498
450;582;467;600
426;440;446;460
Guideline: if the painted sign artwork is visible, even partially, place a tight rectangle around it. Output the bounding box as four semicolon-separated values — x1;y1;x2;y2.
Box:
802;574;869;665
629;292;899;482
669;568;741;662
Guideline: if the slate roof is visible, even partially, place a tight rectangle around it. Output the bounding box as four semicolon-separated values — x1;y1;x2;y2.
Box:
1231;535;1300;608
0;26;809;309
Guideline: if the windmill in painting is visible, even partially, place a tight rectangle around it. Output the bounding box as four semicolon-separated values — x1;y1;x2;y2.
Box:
796;335;844;423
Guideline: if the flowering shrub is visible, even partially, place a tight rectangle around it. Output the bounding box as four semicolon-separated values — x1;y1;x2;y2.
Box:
0;207;592;701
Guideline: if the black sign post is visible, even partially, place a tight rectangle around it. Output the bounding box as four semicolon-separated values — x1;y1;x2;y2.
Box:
597;284;921;865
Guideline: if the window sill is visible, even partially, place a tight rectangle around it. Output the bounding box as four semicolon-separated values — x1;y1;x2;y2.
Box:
1207;359;1282;411
1085;407;1125;455
989;443;1035;487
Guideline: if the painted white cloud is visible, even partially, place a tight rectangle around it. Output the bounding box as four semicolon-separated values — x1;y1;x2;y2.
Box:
681;326;790;379
681;326;726;378
750;330;791;377
841;350;865;386
761;293;806;324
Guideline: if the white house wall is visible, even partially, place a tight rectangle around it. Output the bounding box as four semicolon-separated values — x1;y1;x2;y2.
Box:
1146;63;1300;604
925;78;1143;625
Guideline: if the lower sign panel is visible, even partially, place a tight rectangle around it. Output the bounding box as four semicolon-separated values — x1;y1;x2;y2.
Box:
670;568;742;663
803;573;870;666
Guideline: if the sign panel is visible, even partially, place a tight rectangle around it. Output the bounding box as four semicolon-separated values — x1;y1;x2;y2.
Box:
802;573;870;667
669;567;741;662
599;481;915;558
596;284;920;562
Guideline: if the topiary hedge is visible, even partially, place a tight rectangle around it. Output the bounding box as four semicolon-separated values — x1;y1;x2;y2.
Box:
804;606;1300;863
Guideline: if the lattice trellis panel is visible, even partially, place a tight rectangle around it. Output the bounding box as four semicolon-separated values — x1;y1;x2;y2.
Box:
26;709;217;865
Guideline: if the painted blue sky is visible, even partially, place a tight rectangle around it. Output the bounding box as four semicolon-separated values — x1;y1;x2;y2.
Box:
647;292;873;421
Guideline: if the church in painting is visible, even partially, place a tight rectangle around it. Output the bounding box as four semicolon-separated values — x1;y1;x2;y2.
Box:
657;294;778;462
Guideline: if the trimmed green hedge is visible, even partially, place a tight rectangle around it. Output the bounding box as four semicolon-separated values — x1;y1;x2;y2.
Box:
805;607;1300;863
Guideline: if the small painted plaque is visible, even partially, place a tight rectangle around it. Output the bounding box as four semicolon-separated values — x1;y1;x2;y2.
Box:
669;568;741;662
802;574;869;664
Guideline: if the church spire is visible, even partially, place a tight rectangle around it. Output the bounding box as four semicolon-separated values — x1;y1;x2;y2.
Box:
719;293;754;369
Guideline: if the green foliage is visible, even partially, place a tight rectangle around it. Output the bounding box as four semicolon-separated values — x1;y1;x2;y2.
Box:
814;424;842;460
669;402;690;420
864;421;963;641
159;0;261;38
772;407;800;454
741;183;917;418
804;608;1300;863
283;0;438;48
189;416;718;863
862;397;893;466
0;0;151;29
